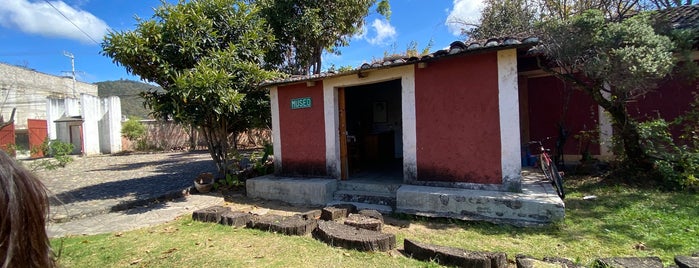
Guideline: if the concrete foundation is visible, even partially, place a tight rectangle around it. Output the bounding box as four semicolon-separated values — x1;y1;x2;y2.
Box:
395;169;564;226
247;169;564;226
246;175;337;206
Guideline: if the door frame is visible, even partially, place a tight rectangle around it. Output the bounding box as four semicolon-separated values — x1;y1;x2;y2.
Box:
323;65;417;182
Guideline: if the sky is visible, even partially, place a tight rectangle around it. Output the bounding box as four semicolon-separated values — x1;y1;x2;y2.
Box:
0;0;484;84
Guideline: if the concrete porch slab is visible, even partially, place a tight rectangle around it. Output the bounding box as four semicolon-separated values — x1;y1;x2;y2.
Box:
395;169;564;226
246;175;337;206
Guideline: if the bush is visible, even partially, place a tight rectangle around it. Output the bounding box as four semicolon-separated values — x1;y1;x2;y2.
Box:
638;119;699;189
122;117;146;139
29;139;75;170
49;140;74;167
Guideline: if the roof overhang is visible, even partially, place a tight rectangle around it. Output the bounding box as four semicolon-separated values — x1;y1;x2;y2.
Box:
261;37;539;88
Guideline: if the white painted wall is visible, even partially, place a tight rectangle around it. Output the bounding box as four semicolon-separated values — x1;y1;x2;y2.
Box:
0;63;97;130
269;86;283;173
498;49;523;191
81;94;102;155
99;96;122;154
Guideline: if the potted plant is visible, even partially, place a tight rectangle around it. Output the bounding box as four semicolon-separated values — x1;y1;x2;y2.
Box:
194;172;214;193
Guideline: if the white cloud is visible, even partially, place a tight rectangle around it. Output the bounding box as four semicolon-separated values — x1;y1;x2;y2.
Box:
445;0;485;36
0;0;109;44
366;18;396;46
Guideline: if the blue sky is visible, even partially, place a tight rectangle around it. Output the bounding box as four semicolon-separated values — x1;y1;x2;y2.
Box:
0;0;483;83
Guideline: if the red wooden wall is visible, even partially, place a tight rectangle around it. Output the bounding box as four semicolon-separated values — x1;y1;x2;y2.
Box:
0;123;15;156
28;119;48;158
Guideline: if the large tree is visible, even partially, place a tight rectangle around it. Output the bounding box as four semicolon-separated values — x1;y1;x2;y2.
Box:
460;0;537;40
539;10;678;171
102;0;278;175
259;0;390;75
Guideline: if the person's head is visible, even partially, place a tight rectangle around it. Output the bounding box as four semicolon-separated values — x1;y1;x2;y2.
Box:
0;150;55;268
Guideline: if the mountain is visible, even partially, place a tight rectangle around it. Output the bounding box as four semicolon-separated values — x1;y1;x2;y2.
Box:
96;80;162;118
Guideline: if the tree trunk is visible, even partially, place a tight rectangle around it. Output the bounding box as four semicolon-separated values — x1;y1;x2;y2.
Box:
606;103;653;171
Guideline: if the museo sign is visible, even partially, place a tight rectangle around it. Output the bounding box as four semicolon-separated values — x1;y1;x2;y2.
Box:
291;97;312;109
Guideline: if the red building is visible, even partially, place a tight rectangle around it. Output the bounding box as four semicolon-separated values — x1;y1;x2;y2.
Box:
252;39;566;226
250;5;698;225
267;41;530;191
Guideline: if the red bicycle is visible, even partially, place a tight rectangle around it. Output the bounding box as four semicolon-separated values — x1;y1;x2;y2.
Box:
529;138;565;199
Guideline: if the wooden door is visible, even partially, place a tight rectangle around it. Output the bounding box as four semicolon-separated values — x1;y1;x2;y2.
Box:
338;87;348;180
27;119;47;158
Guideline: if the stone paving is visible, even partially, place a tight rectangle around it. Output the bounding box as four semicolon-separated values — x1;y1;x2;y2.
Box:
24;151;225;237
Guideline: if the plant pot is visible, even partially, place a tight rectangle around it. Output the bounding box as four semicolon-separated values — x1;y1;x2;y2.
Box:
194;180;213;193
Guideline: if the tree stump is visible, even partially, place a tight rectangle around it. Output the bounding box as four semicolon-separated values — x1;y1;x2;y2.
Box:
320;204;357;221
516;254;581;268
296;209;322;220
247;214;317;236
404;239;507;268
595;257;663;268
219;211;251;227
675;255;699;268
192;206;231;223
313;220;395;252
344;213;383;231
358;209;384;222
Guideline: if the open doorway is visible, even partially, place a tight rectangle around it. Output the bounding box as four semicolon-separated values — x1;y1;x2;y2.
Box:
343;79;403;182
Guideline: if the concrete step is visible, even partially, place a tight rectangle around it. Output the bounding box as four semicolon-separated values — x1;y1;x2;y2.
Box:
333;190;396;207
337;181;402;194
326;201;394;214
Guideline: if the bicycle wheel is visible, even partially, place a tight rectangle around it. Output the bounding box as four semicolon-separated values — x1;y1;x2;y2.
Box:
549;163;566;199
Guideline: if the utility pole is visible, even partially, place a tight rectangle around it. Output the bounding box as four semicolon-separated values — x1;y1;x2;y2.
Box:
63;51;76;97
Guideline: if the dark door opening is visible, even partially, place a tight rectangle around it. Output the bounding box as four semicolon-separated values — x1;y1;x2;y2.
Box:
343;79;403;181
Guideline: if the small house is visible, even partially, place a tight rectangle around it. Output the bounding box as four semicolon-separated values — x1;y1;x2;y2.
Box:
250;38;565;226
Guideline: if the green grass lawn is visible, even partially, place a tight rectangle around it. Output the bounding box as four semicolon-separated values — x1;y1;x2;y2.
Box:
51;176;698;267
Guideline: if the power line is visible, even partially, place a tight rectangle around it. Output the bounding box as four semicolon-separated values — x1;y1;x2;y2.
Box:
42;0;101;45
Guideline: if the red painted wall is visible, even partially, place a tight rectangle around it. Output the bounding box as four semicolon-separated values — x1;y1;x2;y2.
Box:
415;52;502;184
0;123;15;156
527;76;600;156
277;82;327;176
628;78;696;137
28;119;48;158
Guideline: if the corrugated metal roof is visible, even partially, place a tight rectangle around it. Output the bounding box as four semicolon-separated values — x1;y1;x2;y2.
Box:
261;37;539;87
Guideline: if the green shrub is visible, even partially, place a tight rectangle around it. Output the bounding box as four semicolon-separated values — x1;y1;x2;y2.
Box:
638;119;699;189
49;140;74;167
122;117;146;140
29;139;75;170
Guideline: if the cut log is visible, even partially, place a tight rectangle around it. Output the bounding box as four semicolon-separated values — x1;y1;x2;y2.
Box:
674;255;699;268
313;220;395;252
192;206;231;223
595;257;663;268
344;213;383;231
516;255;573;268
358;209;384;222
247;214;317;236
404;239;507;268
219;211;250;227
296;209;322;220
320;204;357;221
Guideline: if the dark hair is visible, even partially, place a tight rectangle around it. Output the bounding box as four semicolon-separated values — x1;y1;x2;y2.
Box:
0;150;55;268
